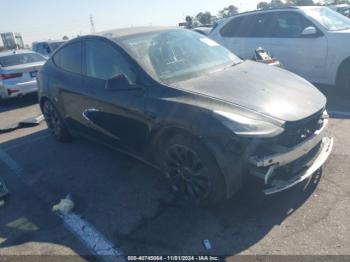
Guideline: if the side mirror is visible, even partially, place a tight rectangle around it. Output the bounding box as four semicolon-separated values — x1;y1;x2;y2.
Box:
301;26;318;37
105;74;130;90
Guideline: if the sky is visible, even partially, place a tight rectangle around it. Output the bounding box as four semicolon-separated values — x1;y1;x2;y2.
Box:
0;0;261;46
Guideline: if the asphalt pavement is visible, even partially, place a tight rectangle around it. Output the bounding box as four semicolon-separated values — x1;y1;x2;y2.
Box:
0;88;349;261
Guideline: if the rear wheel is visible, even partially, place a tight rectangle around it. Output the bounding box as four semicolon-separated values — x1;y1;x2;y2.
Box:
159;133;225;206
42;100;71;142
0;96;7;106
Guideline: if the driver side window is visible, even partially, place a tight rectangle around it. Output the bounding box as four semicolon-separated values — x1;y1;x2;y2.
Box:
270;11;314;38
85;40;135;83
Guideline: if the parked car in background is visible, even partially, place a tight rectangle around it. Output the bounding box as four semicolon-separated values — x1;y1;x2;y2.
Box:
0;50;46;104
329;4;350;18
38;27;333;205
210;6;350;94
32;40;66;58
192;26;212;36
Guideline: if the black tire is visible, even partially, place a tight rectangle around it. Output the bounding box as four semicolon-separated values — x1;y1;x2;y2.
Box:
159;133;225;206
337;62;350;96
42;100;71;142
0;97;7;106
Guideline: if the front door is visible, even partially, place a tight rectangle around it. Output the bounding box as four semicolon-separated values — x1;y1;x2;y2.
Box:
50;41;86;131
268;11;328;83
79;38;149;152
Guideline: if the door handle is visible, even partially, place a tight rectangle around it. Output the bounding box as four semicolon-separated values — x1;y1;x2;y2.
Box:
82;108;100;122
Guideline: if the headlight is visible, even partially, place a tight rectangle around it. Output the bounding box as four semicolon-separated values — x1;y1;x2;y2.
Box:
214;110;284;138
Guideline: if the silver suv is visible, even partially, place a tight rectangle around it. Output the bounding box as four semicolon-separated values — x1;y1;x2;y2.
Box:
210;6;350;93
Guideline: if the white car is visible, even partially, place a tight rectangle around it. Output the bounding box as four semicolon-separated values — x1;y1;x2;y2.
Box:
210;6;350;92
0;50;46;104
32;40;66;58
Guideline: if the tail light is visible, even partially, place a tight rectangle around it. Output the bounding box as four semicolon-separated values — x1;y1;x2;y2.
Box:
8;89;19;94
0;73;23;80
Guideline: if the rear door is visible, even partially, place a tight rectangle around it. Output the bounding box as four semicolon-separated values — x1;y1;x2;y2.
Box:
268;11;328;83
213;16;246;57
79;38;149;151
50;41;85;130
212;13;273;60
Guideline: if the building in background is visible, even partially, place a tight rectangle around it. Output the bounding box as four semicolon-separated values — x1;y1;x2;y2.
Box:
0;32;24;50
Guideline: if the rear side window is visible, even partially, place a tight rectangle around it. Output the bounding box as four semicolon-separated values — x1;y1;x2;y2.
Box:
270;11;314;38
0;53;45;67
85;39;135;82
220;16;245;37
220;13;274;38
248;13;275;37
53;42;82;74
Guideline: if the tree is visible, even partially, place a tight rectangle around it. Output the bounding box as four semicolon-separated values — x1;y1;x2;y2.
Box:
196;12;213;25
218;5;239;18
62;36;69;40
323;0;350;4
257;1;271;9
286;0;314;5
185;16;193;28
270;0;285;7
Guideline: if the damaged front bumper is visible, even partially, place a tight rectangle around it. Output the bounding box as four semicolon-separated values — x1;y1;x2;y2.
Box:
249;118;334;195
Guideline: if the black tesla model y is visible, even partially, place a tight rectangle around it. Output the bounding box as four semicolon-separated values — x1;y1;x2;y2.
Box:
38;27;333;206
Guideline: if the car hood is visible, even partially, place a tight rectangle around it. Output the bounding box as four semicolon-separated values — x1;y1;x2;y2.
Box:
172;61;326;122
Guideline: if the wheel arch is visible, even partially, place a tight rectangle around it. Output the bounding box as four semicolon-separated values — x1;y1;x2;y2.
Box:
149;125;203;158
149;125;237;199
336;56;350;86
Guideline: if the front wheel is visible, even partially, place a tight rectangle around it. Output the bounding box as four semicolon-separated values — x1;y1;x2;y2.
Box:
159;133;225;206
42;100;71;142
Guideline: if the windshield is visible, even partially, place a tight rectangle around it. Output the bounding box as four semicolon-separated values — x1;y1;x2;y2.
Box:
120;29;241;84
305;7;350;31
0;53;46;67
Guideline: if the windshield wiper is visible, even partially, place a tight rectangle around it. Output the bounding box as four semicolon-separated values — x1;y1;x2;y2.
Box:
226;61;242;69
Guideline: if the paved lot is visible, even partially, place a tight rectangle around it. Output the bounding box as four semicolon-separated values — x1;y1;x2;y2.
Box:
0;88;349;260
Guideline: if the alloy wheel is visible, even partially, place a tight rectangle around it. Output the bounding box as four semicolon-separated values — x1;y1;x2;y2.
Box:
164;144;210;203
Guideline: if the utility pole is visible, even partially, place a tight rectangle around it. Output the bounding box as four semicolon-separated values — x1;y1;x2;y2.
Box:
90;15;96;33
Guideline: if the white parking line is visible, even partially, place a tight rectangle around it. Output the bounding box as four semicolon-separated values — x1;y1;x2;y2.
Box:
61;213;122;260
0;148;123;262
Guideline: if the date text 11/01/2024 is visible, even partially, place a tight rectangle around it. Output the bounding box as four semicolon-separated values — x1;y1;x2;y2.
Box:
127;256;221;261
